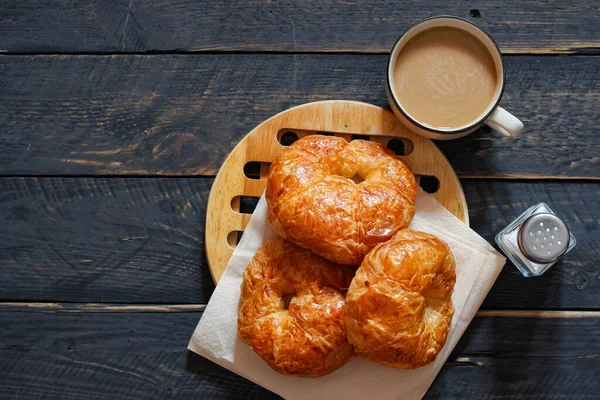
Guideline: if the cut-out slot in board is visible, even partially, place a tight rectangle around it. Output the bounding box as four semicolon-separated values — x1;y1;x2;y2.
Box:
279;131;299;146
386;138;406;156
351;134;370;141
276;128;414;156
230;195;260;214
227;231;244;248
418;175;440;194
243;161;271;180
206;101;468;283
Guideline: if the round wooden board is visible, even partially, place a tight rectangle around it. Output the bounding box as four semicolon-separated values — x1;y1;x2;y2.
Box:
205;101;468;283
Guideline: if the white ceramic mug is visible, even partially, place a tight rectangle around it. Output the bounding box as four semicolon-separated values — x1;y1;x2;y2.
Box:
386;16;524;140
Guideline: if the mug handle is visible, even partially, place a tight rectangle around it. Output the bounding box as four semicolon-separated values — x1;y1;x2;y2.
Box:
485;106;524;139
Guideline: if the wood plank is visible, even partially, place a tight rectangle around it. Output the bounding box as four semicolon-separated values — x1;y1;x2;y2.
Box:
430;357;600;399
0;349;280;399
0;54;599;178
456;312;600;357
0;177;598;309
2;1;600;54
0;309;599;399
0;177;216;303
3;350;595;399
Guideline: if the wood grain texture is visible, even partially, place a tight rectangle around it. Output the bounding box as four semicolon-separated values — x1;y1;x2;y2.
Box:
0;177;215;303
205;101;468;282
430;357;600;399
0;309;599;399
2;1;600;54
0;54;599;178
0;177;598;308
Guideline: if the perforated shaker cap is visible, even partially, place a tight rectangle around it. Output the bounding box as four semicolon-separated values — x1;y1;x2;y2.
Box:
518;213;570;263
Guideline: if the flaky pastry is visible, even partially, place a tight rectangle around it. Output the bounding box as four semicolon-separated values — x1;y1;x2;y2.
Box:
267;135;417;265
345;230;456;369
238;238;355;377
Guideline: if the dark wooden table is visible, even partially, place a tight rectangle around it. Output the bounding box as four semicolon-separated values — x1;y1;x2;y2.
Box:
1;1;599;398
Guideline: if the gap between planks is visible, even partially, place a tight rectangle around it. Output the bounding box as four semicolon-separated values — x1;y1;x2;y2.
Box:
0;47;600;56
458;174;600;181
0;174;598;181
2;302;600;318
0;302;206;313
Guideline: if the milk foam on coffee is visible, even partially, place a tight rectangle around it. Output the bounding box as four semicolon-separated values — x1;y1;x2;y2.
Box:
392;27;498;130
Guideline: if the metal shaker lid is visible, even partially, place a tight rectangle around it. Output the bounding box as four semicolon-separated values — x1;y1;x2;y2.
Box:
518;213;570;263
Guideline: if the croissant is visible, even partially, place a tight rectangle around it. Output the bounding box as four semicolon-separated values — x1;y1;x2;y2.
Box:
345;230;456;369
267;135;417;265
238;238;355;377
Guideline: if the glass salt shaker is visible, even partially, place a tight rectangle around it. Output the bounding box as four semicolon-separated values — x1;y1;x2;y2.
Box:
495;203;576;277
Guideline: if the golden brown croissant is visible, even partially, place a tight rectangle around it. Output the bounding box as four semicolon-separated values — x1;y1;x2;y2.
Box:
345;230;456;369
238;238;355;377
266;135;417;265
